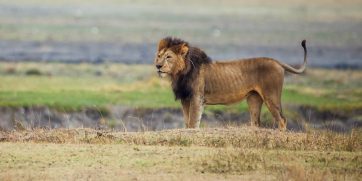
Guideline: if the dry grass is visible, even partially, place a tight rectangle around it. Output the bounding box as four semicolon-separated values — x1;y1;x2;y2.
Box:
199;148;263;174
0;127;361;180
1;127;360;151
199;148;361;179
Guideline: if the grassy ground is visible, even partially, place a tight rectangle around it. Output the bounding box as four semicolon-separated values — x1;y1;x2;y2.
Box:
0;1;360;179
0;62;361;113
0;127;361;180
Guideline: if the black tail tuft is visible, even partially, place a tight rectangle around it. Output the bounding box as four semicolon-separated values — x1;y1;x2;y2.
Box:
301;40;306;48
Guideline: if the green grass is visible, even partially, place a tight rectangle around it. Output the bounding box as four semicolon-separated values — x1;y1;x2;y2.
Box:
0;62;361;113
282;89;362;111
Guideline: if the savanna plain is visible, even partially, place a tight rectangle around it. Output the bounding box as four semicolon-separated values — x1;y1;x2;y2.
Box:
0;0;362;180
0;62;361;180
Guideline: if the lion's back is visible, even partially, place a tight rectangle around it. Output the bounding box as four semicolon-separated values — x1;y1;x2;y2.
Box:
205;57;282;78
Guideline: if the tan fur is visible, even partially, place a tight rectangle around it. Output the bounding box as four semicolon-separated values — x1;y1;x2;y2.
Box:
154;37;307;130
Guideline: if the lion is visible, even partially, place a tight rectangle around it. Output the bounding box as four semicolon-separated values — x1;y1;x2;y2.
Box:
154;37;307;130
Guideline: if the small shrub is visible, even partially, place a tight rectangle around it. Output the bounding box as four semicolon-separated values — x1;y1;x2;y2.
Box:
25;68;42;76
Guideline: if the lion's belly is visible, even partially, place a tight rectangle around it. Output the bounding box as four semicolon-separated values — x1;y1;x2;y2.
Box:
204;91;249;105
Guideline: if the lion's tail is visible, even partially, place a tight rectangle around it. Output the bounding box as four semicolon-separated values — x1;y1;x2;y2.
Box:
279;40;307;74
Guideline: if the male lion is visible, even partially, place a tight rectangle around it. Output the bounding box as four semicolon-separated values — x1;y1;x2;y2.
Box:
154;37;307;130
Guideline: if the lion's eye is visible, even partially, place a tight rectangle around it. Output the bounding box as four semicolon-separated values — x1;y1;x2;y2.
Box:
166;56;172;59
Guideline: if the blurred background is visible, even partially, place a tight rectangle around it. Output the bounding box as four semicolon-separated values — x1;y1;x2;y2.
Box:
0;0;361;67
0;0;361;132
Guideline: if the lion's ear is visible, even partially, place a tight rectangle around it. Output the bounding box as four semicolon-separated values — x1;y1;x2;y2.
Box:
158;39;168;51
180;43;189;57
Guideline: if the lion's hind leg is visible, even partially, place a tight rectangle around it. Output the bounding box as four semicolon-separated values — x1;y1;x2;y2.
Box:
263;94;287;131
247;92;263;127
258;68;287;131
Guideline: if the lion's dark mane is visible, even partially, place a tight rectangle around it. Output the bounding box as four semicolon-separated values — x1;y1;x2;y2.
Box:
161;37;212;101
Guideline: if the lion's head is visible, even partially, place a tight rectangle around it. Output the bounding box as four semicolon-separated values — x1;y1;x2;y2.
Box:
154;37;212;100
154;37;189;78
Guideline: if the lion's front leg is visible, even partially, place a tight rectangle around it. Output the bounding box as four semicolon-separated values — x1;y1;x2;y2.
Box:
181;99;191;128
188;96;204;128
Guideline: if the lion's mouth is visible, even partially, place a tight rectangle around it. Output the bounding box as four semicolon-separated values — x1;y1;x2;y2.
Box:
157;70;167;77
157;70;167;74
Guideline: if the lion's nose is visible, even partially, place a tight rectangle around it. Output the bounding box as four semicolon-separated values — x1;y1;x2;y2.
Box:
156;65;162;69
